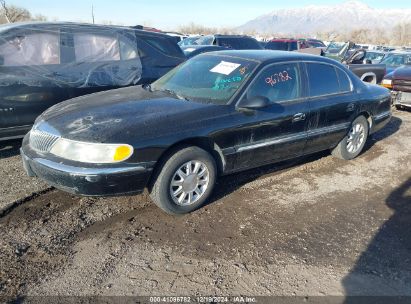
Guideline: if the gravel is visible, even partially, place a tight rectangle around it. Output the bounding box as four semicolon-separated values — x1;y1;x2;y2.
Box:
1;109;411;298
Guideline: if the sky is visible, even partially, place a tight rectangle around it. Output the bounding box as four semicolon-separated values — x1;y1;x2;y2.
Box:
9;0;411;30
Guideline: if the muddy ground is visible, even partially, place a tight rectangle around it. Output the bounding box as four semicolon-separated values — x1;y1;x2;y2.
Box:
0;109;411;300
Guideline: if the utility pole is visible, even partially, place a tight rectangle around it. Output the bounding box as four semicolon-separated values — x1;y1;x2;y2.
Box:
91;4;95;24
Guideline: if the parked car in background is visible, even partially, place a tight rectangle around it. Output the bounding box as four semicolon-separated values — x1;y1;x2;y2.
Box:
381;65;411;110
182;45;226;59
164;32;188;43
21;50;391;214
0;22;186;141
179;34;262;58
180;34;263;50
304;38;327;49
365;51;386;64
380;51;411;74
265;39;309;51
178;35;202;47
325;41;386;84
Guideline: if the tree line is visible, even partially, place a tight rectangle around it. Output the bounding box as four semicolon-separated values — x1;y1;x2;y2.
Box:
0;0;46;24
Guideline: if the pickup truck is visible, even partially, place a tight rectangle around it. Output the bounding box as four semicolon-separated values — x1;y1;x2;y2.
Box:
325;41;386;84
381;65;411;110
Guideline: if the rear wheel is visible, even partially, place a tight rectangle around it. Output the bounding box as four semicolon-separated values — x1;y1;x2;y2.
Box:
149;146;217;214
331;116;369;160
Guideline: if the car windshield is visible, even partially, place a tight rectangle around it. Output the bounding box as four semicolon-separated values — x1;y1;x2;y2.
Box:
151;54;258;105
193;35;214;45
178;36;201;46
217;37;262;50
365;52;385;62
380;54;411;66
308;41;325;48
325;42;346;54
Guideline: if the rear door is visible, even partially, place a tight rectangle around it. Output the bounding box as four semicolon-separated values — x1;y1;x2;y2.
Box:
69;28;141;88
303;62;357;154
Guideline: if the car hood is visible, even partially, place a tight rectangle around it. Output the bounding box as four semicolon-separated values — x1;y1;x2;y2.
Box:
35;86;227;143
391;65;411;81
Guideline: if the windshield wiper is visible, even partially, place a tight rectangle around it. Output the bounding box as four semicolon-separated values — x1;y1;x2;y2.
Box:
142;84;153;92
158;88;189;101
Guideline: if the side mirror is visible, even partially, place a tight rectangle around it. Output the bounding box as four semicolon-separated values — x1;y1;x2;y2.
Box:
239;96;270;109
363;59;372;64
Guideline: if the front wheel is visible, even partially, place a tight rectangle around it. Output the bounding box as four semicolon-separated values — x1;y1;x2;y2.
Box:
149;146;217;214
332;116;369;160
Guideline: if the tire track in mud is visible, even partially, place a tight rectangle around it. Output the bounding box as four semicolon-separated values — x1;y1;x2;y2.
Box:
0;187;54;218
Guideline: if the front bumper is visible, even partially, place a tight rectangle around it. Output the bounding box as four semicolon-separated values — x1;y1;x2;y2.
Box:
392;91;411;108
21;147;154;197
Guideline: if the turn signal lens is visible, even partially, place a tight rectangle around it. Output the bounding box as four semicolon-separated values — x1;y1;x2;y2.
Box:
381;79;392;89
114;145;133;162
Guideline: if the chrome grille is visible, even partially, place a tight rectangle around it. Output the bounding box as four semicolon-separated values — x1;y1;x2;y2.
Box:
30;129;60;153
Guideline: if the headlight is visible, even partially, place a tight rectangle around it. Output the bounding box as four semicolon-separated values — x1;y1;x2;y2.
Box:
381;79;392;88
50;138;133;163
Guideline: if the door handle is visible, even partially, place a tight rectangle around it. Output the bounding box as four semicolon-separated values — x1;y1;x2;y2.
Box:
347;103;355;112
292;113;306;122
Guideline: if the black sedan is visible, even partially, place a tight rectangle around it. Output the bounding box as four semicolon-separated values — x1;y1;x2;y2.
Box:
21;50;392;214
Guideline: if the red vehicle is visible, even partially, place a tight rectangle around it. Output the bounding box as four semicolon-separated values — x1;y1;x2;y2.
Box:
265;39;309;51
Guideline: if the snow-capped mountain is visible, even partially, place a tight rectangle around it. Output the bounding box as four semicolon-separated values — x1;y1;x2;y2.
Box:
237;0;411;36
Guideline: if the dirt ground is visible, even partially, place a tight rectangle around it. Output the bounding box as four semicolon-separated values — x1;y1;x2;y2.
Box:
0;109;411;300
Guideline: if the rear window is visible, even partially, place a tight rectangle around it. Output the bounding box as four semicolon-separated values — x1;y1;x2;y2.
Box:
217;37;262;50
336;68;352;92
0;31;60;66
306;63;340;97
265;41;298;51
143;35;183;57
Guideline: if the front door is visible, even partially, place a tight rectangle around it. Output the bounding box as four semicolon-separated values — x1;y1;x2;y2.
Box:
0;28;63;134
233;62;310;170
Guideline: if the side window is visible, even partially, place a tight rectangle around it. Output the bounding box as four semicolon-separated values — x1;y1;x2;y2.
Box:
336;68;352;92
73;32;120;62
246;63;301;103
0;31;60;66
119;35;138;60
306;63;340;97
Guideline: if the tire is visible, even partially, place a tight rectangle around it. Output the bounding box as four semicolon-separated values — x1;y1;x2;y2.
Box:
331;116;369;160
395;105;403;110
149;146;217;215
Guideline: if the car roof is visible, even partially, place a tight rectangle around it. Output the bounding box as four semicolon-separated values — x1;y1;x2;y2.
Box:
214;34;255;39
269;39;298;42
387;51;411;55
202;50;338;64
0;21;171;38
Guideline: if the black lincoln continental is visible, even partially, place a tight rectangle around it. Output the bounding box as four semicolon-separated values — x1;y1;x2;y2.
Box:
21;50;392;214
